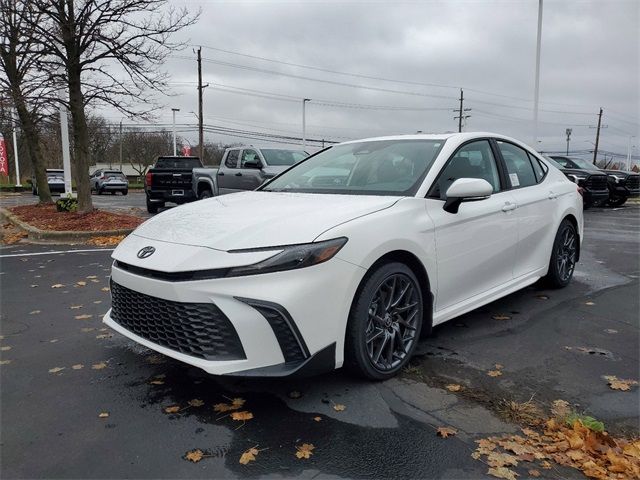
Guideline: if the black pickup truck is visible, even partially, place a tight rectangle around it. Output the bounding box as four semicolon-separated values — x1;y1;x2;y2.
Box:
144;156;203;213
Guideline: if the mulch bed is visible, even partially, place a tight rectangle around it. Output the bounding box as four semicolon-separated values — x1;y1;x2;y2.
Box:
8;204;144;232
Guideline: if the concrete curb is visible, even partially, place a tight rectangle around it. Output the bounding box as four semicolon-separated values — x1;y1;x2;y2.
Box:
0;207;134;242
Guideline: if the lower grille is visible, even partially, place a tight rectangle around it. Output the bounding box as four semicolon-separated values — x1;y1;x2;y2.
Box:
627;175;639;190
585;174;608;191
110;282;245;360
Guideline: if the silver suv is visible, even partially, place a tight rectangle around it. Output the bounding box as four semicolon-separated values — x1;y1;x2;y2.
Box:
90;169;129;195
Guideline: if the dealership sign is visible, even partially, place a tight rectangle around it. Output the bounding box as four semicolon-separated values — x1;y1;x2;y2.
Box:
0;135;8;176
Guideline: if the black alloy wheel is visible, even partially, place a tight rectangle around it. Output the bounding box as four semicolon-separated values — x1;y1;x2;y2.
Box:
346;262;423;380
544;219;577;288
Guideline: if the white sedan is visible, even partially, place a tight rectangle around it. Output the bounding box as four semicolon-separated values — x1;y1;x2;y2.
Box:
104;133;583;379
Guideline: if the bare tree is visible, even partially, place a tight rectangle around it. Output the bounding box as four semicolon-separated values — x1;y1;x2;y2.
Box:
0;0;53;202
27;0;199;213
121;129;172;179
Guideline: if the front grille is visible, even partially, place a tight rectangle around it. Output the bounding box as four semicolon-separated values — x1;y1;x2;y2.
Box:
110;282;245;360
627;175;639;190
585;174;608;191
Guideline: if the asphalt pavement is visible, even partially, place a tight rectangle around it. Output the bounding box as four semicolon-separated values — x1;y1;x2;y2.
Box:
0;204;638;479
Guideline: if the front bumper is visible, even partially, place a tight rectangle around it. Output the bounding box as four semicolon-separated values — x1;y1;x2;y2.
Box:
100;182;128;191
582;189;609;204
103;243;365;376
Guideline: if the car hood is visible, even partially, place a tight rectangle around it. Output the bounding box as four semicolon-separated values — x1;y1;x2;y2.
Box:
561;168;603;177
600;169;636;178
132;191;400;250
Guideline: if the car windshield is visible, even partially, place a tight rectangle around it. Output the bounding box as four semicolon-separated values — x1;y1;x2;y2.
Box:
569;157;600;170
544;157;565;170
105;171;126;179
155;157;202;169
261;149;307;166
261;139;445;196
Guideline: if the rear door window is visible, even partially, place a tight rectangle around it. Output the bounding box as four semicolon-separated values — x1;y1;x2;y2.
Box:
225;150;239;168
496;141;538;189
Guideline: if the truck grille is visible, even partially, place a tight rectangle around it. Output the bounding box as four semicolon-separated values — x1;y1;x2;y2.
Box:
585;174;608;191
110;281;245;361
627;175;639;191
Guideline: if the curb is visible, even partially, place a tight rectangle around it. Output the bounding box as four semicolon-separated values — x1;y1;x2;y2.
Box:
0;207;134;242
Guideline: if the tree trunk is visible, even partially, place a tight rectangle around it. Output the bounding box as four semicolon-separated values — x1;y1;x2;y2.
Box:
13;99;52;203
66;63;93;213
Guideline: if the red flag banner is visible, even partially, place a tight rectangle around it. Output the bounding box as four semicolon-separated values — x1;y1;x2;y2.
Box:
181;145;191;156
0;135;9;176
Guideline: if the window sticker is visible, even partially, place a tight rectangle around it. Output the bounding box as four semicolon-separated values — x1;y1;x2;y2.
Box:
509;173;520;187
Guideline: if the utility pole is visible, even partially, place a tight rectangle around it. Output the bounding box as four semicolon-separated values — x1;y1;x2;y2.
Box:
11;108;21;186
453;89;471;132
302;98;310;151
533;0;544;145
196;48;209;161
171;108;180;156
592;107;603;165
119;119;123;170
565;128;572;156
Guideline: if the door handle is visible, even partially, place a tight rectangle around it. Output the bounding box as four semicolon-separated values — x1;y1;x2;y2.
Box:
501;202;517;212
235;172;242;177
218;172;224;176
548;192;558;200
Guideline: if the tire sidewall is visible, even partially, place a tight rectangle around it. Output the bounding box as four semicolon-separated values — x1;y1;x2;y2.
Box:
346;262;423;380
547;220;577;288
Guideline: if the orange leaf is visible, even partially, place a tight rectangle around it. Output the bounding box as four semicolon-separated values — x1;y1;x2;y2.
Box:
295;443;315;459
437;426;457;438
230;411;253;421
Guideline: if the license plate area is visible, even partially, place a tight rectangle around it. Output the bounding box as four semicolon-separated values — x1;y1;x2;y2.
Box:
172;190;184;196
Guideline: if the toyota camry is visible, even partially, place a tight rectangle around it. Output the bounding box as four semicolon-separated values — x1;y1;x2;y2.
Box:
104;133;583;379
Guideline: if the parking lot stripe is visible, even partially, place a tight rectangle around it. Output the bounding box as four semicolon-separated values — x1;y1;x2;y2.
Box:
0;248;114;258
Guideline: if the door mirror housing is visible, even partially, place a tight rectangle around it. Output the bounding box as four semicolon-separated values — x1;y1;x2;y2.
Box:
443;178;493;214
243;160;262;169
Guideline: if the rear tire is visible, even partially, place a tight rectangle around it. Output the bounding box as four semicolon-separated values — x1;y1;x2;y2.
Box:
345;262;423;380
543;219;577;289
607;195;627;207
97;188;103;195
146;198;159;214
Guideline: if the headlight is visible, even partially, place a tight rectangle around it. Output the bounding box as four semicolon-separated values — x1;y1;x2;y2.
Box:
227;237;348;277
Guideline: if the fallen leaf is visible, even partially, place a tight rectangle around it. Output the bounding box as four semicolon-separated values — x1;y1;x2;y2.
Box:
487;467;519;480
487;451;519;467
95;334;112;339
149;379;164;385
604;375;638;391
585;301;595;306
185;449;204;463
536;294;549;300
91;362;107;370
494;363;504;370
0;360;11;365
231;411;253;421
51;284;65;288
90;279;100;283
86;275;98;279
30;284;38;288
49;367;65;373
29;310;41;315
75;314;92;320
437;426;457;438
492;314;511;321
527;469;540;477
288;390;302;399
333;403;346;412
313;416;322;422
214;397;245;413
80;327;95;332
295;443;315;459
188;399;204;407
101;287;110;292
98;412;109;418
70;305;83;309
488;370;503;377
551;399;571;418
76;281;87;286
0;346;11;351
239;447;259;465
445;384;462;392
604;329;618;334
93;300;102;304
72;364;84;370
164;405;181;414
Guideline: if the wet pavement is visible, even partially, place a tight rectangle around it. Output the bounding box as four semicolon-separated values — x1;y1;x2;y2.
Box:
0;205;638;478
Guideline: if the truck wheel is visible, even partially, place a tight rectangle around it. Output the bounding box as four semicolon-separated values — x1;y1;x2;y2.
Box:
199;189;213;199
146;198;159;214
607;195;627;207
122;190;128;196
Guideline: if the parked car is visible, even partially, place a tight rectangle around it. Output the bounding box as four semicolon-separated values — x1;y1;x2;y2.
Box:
144;156;203;213
32;169;65;196
549;155;639;207
193;147;307;199
104;133;583;380
542;156;609;208
90;169;129;195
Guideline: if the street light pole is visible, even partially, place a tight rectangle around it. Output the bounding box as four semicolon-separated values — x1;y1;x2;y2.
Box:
302;98;310;151
565;128;572;156
171;108;180;156
11;108;21;186
533;0;543;145
119;119;123;170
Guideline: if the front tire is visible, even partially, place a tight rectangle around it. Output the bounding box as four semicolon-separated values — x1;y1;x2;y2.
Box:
199;188;213;200
543;219;578;289
345;262;423;380
607;195;627;207
122;190;128;196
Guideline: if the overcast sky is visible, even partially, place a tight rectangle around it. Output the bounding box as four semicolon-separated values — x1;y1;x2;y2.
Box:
104;0;639;160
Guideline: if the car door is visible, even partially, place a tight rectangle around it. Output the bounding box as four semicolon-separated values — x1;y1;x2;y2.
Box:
494;140;556;278
218;149;240;194
425;139;519;312
237;149;266;190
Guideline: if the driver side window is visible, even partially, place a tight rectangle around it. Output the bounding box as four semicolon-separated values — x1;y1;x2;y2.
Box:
429;140;500;199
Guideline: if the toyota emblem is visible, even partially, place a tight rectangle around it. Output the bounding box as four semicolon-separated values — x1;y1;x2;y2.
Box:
137;246;156;259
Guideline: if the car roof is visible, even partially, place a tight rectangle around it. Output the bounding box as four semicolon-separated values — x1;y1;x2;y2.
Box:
337;132;529;146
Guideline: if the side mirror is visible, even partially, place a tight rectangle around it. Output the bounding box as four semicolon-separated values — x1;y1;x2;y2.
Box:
443;178;493;214
244;160;262;169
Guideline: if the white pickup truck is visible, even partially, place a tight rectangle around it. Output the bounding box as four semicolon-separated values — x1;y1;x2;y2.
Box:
192;146;307;199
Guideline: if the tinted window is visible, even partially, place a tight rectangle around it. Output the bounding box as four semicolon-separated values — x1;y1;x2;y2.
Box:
225;150;239;169
261;149;307;166
529;154;547;182
155;157;203;169
241;149;260;167
429;140;500;199
263;139;445;196
497;141;537;188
